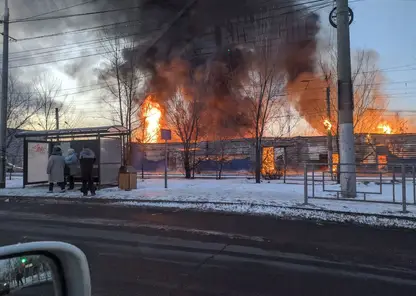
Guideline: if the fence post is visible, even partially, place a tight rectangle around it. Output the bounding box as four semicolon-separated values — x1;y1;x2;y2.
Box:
412;165;415;204
304;164;308;205
392;167;396;203
402;164;407;213
312;165;315;198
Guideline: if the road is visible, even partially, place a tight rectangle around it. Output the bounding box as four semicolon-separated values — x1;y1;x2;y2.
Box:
0;199;416;296
11;282;54;296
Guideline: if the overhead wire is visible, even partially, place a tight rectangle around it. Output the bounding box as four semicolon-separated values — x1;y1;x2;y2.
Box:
7;1;331;68
10;0;415;119
7;0;329;57
17;19;145;42
17;0;98;21
9;5;144;24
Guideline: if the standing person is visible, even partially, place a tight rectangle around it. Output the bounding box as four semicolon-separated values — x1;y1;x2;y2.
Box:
79;145;96;196
65;148;78;190
15;271;23;287
47;145;66;193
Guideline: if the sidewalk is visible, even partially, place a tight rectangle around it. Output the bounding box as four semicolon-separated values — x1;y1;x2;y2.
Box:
1;176;416;228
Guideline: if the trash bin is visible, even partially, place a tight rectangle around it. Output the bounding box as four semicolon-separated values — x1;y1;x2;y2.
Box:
118;166;137;191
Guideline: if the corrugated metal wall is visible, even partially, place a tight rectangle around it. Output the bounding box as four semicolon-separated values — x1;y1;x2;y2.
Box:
131;134;416;173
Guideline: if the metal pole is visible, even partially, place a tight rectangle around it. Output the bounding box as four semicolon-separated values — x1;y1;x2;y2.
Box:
392;168;396;203
164;140;168;189
55;107;59;143
303;164;308;204
413;165;415;204
336;0;356;198
401;164;407;213
326;87;333;178
312;165;315;198
0;0;9;188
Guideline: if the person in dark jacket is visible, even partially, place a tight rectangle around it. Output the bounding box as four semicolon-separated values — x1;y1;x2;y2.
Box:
65;148;78;190
47;145;66;193
79;145;96;196
16;271;24;287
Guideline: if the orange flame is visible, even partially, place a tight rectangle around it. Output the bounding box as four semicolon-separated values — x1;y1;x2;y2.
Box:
261;147;278;176
142;98;161;143
377;123;392;134
323;119;332;131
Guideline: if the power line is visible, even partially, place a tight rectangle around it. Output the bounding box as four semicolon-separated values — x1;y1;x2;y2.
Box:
7;30;155;58
7;2;329;67
10;5;143;23
17;19;144;41
7;0;327;57
18;0;98;21
8;37;143;63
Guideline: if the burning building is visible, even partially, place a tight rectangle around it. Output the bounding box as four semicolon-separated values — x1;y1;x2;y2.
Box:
87;1;415;175
131;133;416;176
126;0;321;144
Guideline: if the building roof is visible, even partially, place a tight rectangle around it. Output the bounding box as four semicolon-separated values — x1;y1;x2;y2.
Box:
15;126;129;138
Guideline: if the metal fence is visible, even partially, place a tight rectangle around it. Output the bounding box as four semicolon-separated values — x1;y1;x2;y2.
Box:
9;271;52;289
303;162;416;212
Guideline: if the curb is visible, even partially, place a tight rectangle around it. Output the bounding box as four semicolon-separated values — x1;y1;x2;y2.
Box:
1;195;416;223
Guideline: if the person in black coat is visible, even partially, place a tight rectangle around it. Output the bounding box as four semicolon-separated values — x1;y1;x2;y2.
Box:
79;145;96;196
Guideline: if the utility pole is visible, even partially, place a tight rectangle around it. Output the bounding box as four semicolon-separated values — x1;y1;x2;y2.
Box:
336;0;356;197
0;0;9;189
55;108;60;143
287;107;291;137
164;139;168;189
326;87;333;178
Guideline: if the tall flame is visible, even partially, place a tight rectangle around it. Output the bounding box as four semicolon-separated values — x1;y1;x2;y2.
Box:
143;98;162;143
377;123;392;134
323;119;332;131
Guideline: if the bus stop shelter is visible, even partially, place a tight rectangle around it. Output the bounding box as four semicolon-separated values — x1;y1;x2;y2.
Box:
15;126;129;188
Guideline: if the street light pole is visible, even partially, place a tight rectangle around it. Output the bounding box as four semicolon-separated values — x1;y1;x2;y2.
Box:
164;140;168;189
326;87;333;176
0;0;9;188
336;0;356;197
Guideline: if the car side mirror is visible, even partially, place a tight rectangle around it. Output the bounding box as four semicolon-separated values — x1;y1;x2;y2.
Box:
0;241;91;296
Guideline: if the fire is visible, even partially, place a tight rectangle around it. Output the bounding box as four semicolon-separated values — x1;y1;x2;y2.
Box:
332;153;339;173
377;123;392;134
142;98;162;143
261;147;277;176
323;119;332;131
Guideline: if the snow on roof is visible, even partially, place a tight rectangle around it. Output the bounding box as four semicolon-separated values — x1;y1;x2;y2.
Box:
15;126;129;138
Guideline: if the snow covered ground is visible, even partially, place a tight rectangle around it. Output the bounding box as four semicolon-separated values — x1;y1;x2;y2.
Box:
1;176;416;228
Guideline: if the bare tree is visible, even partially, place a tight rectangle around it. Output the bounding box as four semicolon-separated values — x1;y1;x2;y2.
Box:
166;85;204;179
210;134;231;180
314;49;387;135
98;32;145;164
31;75;83;131
3;75;43;166
6;75;40;139
232;42;286;183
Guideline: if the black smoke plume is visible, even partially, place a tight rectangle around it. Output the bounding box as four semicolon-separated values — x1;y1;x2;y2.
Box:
89;0;320;137
10;0;321;136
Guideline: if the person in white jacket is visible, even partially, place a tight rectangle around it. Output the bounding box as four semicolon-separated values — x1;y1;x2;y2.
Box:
47;146;66;193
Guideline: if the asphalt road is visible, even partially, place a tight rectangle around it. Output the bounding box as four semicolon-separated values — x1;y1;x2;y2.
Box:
11;282;54;296
0;200;416;296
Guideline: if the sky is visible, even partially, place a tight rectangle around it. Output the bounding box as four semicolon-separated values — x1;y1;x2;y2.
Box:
1;0;416;133
347;0;416;113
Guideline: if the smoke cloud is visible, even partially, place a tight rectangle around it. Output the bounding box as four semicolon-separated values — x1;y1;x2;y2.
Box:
9;0;321;135
89;0;321;136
